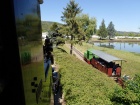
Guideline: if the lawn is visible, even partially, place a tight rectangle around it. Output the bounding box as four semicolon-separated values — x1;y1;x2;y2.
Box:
74;42;140;77
53;42;140;104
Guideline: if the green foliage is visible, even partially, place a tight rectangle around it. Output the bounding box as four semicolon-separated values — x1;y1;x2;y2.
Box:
60;0;83;54
111;87;138;105
61;0;82;37
76;14;97;42
61;0;82;23
53;46;121;105
50;22;58;32
97;19;108;39
107;21;116;39
125;74;140;104
58;25;69;35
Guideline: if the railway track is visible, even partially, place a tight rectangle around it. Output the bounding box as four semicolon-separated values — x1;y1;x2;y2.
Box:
65;44;84;61
72;46;122;85
72;47;84;58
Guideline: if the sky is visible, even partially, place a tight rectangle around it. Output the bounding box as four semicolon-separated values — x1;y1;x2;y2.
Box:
40;0;140;32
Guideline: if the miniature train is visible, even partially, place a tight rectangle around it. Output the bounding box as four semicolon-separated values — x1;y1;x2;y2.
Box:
84;49;126;87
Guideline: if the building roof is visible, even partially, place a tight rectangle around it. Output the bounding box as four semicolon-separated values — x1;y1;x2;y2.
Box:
90;49;125;62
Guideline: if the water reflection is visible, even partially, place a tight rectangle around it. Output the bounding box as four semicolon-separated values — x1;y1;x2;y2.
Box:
99;43;115;49
94;42;140;54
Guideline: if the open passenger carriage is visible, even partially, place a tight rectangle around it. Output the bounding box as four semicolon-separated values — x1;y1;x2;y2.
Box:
84;49;126;87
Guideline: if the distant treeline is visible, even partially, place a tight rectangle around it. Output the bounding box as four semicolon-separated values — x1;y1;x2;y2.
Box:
41;21;139;36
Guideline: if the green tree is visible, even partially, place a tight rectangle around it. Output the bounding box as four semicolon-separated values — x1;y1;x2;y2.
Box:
60;0;82;54
50;22;58;33
97;19;108;39
107;21;116;39
128;32;135;38
76;14;97;42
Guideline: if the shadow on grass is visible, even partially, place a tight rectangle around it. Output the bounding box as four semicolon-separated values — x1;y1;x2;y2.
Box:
57;47;68;54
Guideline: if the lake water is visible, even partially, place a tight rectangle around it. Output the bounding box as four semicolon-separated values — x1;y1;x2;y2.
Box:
93;42;140;54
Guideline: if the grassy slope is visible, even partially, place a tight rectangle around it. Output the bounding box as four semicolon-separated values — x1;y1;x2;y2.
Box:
74;42;140;77
53;42;140;104
53;45;121;105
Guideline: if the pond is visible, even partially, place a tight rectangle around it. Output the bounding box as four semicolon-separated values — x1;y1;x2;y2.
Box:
93;42;140;54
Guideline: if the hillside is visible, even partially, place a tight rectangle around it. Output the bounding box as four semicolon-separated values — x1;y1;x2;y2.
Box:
41;21;63;32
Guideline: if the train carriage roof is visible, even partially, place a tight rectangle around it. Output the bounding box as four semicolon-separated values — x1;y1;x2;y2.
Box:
90;49;125;62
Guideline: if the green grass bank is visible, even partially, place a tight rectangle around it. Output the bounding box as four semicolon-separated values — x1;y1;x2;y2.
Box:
53;42;140;104
53;46;121;105
74;42;140;77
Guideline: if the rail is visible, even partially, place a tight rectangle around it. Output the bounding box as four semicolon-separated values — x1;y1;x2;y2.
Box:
72;47;84;58
72;46;125;88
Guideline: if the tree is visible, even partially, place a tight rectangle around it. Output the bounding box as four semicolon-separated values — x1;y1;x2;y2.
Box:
128;32;135;38
60;0;82;54
76;14;97;42
107;21;116;39
50;22;58;33
85;17;97;42
97;19;108;39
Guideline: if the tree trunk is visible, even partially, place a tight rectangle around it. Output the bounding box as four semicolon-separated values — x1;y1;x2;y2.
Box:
70;35;73;54
70;43;73;54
